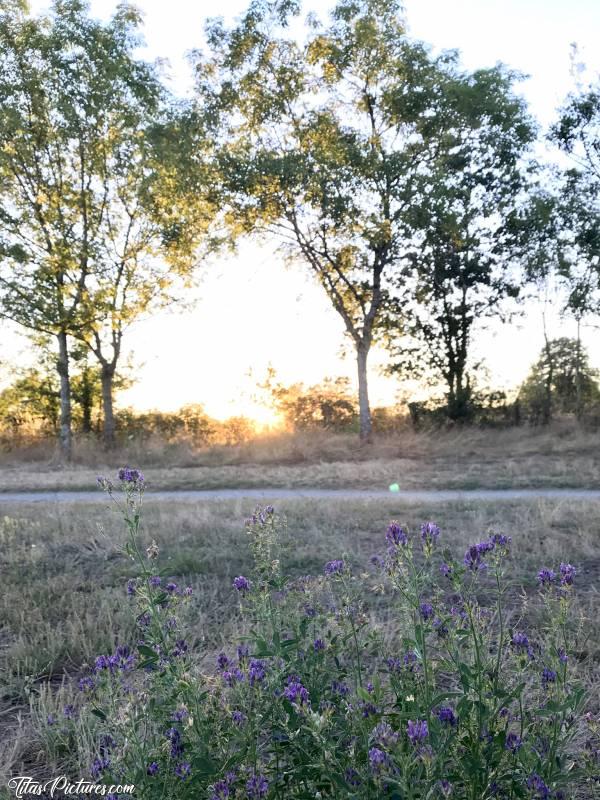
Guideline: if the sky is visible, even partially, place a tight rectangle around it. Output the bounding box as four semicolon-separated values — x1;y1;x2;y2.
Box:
12;0;600;421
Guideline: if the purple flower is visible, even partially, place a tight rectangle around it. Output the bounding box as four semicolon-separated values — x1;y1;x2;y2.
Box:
464;541;493;571
386;522;408;547
537;568;556;586
94;655;110;672
368;747;388;773
173;639;188;658
174;762;191;780
506;732;522;753
63;705;77;719
360;701;379;718
542;668;557;687
166;727;184;758
78;676;95;692
237;644;250;663
490;533;512;549
172;707;188;722
283;680;310;707
440;563;453;578
248;659;267;686
232;710;246;726
233;576;251;593
313;638;325;652
436;707;458;727
559;563;576;586
526;773;551;799
166;582;179;594
421;521;440;547
246;772;269;799
511;631;534;659
47;714;56;726
371;721;399;747
149;576;161;588
91;757;110;779
324;559;345;576
331;680;350;697
222;668;244;686
117;467;145;486
407;719;428;745
147;762;159;776
419;602;434;621
558;648;568;664
345;768;361;787
211;778;233;800
439;779;453;797
217;653;229;670
126;579;136;596
110;645;135;672
183;586;193;596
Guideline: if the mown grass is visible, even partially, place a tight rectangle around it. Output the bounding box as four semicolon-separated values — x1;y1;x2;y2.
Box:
1;421;600;492
0;495;599;782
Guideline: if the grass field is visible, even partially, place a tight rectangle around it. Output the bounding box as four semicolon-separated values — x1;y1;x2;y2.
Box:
1;422;600;492
1;493;599;783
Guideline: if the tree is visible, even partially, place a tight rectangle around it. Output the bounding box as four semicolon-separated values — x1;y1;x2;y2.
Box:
519;337;600;422
197;0;457;441
0;0;215;454
383;65;535;421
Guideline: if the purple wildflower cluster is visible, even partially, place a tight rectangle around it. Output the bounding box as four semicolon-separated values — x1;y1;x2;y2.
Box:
283;679;310;708
118;466;145;486
246;772;269;799
233;575;251;594
94;645;135;674
324;559;345;576
386;521;408;547
210;771;237;800
244;506;275;527
248;659;267;686
386;649;419;674
435;706;458;727
511;631;534;659
526;773;551;799
463;532;511;572
371;721;399;747
368;747;391;774
421;521;440;552
407;719;428;745
538;563;576;588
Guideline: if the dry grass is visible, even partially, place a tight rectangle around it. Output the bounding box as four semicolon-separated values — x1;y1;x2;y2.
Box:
1;493;599;778
1;420;599;492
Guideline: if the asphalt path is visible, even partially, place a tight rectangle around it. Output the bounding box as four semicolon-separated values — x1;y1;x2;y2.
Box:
0;487;599;503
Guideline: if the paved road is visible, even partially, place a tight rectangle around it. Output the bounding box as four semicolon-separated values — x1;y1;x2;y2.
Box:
0;487;599;504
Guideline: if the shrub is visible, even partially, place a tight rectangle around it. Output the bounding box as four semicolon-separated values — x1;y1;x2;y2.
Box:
53;471;598;799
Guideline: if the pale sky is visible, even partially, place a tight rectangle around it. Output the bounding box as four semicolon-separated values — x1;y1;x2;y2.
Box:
10;0;600;421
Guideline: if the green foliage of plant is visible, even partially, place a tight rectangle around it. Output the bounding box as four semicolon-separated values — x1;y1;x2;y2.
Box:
48;472;600;799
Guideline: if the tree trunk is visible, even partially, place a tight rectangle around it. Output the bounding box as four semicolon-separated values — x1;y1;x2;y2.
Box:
575;318;583;421
56;330;72;461
101;365;116;448
80;366;93;434
356;345;372;442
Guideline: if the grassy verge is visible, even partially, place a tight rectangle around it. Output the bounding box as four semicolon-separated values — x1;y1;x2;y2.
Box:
1;421;600;492
1;494;599;780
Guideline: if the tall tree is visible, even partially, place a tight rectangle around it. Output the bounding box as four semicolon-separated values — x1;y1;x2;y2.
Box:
0;0;214;454
197;0;454;441
383;66;535;420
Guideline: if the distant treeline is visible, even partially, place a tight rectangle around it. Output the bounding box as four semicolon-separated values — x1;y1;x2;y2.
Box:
1;337;598;449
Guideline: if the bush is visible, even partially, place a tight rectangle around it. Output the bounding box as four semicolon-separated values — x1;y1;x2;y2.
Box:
44;471;599;799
